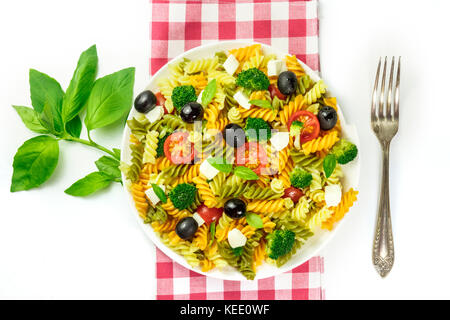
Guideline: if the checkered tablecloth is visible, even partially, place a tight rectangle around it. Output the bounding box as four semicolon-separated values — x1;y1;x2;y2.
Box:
149;0;324;300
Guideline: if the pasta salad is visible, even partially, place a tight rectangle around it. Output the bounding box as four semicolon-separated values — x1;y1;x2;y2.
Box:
121;44;359;280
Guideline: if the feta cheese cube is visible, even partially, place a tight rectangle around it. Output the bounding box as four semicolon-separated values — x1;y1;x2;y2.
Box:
192;212;205;227
325;184;342;207
145;184;166;206
233;90;251;110
270;131;290;151
228;228;247;249
223;54;239;76
145;106;164;123
267;59;284;77
199;157;219;180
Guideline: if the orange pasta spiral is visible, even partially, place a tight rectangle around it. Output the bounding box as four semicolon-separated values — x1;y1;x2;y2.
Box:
285;55;306;77
152;219;178;233
193;224;209;251
238;106;277;122
302;130;339;155
252;240;266;271
322;188;359;230
130;183;148;218
175;165;200;184
279;95;304;125
229;44;262;62
161;199;191;219
192;175;222;208
200;258;215;272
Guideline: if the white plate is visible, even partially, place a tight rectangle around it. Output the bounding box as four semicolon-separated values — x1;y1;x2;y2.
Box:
121;40;360;281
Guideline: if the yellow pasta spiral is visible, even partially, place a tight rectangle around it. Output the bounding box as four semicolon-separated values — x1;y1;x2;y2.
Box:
304;80;327;105
302;130;339;155
143;131;159;164
247;199;286;213
277;158;294;188
285;55;306;77
238;106;277;122
227;106;244;127
249;90;269;101
189;72;208;92
215;221;236;242
192;175;222;208
229;44;261;62
242;52;264;71
322;188;358;230
184;57;219;74
261;215;276;233
279;95;304;125
307;205;333;230
235;223;256;239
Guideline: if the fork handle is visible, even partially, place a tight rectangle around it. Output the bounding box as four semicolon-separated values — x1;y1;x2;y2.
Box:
372;143;395;277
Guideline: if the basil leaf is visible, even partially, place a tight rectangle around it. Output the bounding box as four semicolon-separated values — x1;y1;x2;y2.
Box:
209;222;216;245
201;79;217;106
249;99;273;110
29;69;64;133
112;148;121;160
62;45;98;124
12;106;49;134
84;67;135;131
323;154;337;178
65;172;113;196
11;136;59;192
151;184;167;203
246;212;263;229
65;115;82;138
95;156;121;178
233;166;259;180
207;157;233;173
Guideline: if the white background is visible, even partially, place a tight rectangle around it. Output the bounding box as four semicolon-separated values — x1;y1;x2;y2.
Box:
0;0;449;299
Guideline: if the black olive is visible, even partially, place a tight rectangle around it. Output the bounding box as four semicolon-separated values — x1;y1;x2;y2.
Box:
180;102;204;123
317;106;338;131
224;198;246;219
223;123;246;148
277;71;298;96
134;90;157;113
175;217;198;240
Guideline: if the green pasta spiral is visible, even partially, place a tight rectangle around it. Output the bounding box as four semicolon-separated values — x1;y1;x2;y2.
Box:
243;184;282;200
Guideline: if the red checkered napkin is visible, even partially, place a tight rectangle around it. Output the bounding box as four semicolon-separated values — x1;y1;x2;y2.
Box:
149;0;324;300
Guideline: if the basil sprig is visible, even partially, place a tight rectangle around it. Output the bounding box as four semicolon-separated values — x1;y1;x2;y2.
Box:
11;44;135;196
151;184;167;203
207;157;233;173
323;154;337;178
233;166;259;181
249;99;273;110
246;213;263;229
201;79;217;106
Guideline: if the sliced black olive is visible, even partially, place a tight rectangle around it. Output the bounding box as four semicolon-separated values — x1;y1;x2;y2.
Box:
175;217;198;240
277;71;298;96
180;102;204;123
223;123;246;148
317;106;338;131
134;90;157;113
224;198;246;219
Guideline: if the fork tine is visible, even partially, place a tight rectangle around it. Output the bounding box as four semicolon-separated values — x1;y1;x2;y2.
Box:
386;57;395;119
394;57;401;120
379;57;387;118
371;58;382;120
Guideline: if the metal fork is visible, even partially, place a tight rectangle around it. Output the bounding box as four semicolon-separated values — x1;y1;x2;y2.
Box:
371;57;400;277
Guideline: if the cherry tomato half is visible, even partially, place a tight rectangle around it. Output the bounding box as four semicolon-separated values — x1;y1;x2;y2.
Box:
155;92;169;114
235;142;269;175
268;84;286;100
287;110;320;143
282;187;304;204
163;131;195;164
196;204;223;225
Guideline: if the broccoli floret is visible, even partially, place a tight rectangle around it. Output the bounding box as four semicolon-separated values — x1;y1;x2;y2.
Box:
171;85;197;111
156;131;171;157
331;139;358;164
236;68;270;91
266;229;296;260
289;120;304;137
245;117;272;141
169;183;197;210
289;167;312;189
